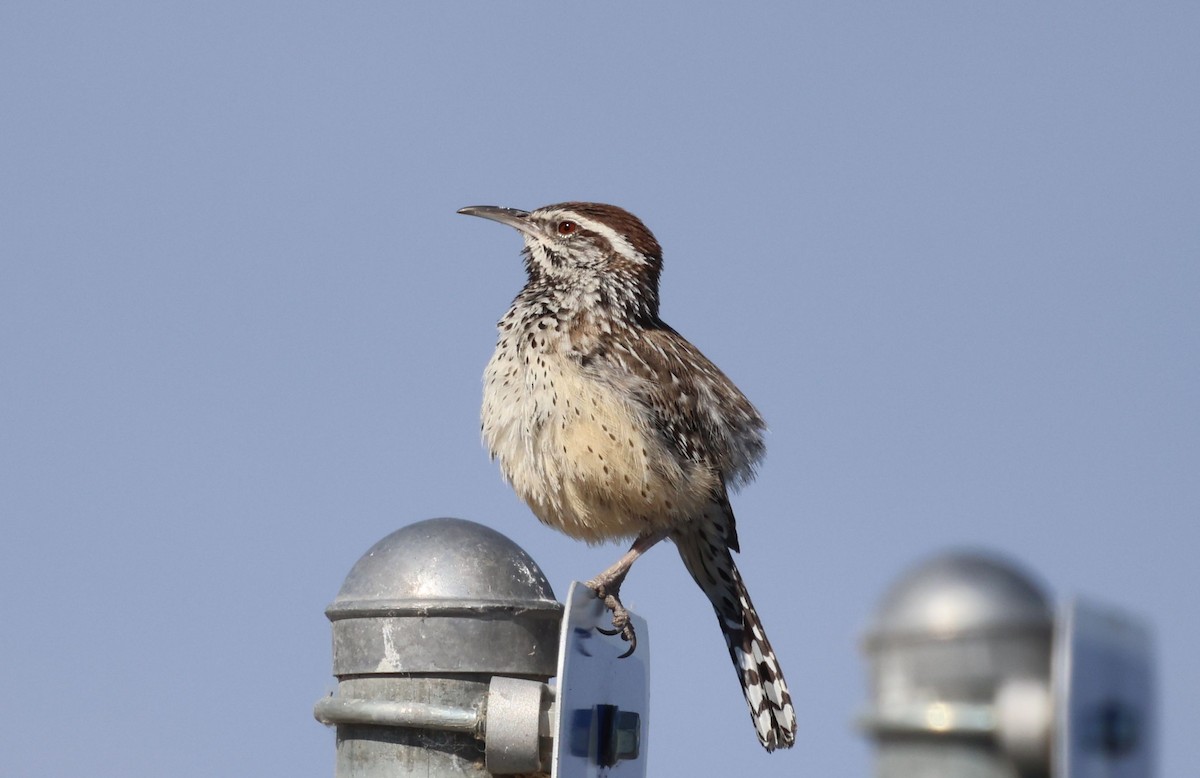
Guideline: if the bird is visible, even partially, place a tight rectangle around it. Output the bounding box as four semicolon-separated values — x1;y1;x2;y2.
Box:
458;201;797;751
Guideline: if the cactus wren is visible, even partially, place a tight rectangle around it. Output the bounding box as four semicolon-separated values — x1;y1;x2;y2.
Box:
459;202;797;751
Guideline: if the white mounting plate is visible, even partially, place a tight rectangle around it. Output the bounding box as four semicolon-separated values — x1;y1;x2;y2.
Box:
551;581;650;778
1053;597;1154;778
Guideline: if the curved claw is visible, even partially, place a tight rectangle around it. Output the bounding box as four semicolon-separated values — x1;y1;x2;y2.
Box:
597;623;638;656
597;624;638;653
586;585;639;657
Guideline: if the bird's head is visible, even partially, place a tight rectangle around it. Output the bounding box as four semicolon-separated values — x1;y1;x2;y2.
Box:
459;202;664;316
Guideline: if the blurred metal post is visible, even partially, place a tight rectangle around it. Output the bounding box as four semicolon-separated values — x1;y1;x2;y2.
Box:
859;551;1154;778
314;518;563;776
860;552;1054;778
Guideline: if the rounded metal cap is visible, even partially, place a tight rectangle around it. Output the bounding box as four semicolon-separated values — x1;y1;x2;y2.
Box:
327;518;563;676
867;551;1052;643
330;517;557;613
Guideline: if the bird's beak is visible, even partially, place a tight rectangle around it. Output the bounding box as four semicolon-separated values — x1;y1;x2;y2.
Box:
457;205;536;238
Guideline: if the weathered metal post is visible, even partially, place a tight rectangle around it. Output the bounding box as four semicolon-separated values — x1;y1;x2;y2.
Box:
860;552;1056;778
859;551;1155;778
315;517;563;776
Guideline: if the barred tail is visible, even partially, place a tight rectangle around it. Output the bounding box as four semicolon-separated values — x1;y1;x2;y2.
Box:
674;521;797;751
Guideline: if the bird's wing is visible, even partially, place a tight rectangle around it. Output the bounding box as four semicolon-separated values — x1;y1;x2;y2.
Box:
578;322;766;490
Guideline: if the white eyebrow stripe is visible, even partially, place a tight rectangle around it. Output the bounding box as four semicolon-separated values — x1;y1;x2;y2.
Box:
550;210;649;265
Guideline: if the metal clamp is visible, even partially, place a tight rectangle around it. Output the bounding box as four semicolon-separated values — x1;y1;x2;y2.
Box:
484;677;555;774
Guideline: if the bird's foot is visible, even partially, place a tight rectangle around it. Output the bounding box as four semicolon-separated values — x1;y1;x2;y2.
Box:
585;577;637;658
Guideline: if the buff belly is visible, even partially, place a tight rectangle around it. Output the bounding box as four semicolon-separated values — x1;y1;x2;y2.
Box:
483;353;715;543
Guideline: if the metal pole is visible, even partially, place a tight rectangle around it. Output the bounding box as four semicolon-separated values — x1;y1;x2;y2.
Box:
315;518;563;777
859;552;1055;778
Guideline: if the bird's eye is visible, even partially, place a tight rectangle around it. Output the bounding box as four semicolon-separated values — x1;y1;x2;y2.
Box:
557;220;577;236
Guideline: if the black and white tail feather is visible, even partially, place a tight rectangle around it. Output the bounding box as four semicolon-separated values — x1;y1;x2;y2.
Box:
674;519;797;751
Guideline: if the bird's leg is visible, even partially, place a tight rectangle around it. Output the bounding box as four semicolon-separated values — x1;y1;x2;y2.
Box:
585;529;670;657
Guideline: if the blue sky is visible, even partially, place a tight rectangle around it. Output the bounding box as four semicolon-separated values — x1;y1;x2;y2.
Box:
2;3;1196;775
